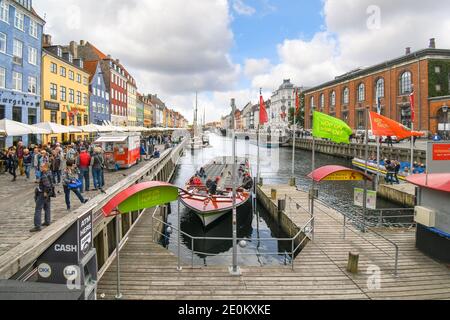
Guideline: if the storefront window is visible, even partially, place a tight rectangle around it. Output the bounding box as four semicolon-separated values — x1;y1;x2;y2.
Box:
12;107;21;122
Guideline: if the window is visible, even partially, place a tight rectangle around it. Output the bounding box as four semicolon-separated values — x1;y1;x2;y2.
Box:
13;39;23;58
0;67;5;88
97;77;101;86
83;93;88;106
28;76;37;94
92;101;97;113
28;47;37;65
376;78;385;100
29;20;38;38
50;83;57;100
436;84;441;92
0;33;6;53
435;66;441;74
12;71;22;91
69;70;74;80
357;83;365;102
60;86;66;101
0;2;9;23
14;11;24;31
77;74;81;83
60;66;66;77
76;91;81;105
50;111;57;123
330;91;336;107
399;71;412;95
357;110;365;129
319;93;325;110
69;89;74;103
50;62;57;74
83;76;88;86
343;87;350;104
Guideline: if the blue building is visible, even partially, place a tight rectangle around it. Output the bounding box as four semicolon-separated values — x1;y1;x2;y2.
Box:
85;60;110;125
0;0;44;148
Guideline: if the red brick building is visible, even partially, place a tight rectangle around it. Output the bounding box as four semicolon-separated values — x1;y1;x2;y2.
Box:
304;39;450;136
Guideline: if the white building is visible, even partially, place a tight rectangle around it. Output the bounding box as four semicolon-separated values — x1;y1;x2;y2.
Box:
270;79;296;129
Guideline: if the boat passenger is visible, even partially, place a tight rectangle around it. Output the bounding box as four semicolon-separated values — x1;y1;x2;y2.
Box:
206;178;213;190
199;167;206;178
242;174;253;190
192;175;202;186
209;179;218;195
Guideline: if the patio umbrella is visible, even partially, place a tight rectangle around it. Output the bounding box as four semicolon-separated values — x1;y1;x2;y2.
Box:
79;124;109;133
0;119;51;136
33;122;81;134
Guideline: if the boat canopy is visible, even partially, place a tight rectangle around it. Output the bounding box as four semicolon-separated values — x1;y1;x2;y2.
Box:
308;165;373;182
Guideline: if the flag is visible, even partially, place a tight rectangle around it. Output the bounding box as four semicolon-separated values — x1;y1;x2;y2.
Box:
313;112;353;144
259;90;269;125
369;112;423;140
410;90;415;123
295;89;300;113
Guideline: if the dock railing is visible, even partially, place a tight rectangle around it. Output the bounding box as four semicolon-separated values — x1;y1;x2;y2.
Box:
151;210;314;270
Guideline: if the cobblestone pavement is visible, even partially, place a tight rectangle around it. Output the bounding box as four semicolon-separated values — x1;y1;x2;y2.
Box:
0;147;165;258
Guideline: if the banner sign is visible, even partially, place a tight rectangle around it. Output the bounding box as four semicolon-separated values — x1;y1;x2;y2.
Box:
433;143;450;161
354;188;377;210
427;142;450;174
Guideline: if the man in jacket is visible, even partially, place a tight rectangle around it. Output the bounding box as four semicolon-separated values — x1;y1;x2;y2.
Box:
76;148;91;193
17;141;25;176
30;163;53;233
91;147;105;190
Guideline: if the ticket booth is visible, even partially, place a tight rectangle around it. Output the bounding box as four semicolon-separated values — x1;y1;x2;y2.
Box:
36;211;98;300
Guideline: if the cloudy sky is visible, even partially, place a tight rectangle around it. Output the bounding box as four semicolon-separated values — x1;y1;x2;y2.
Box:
34;0;450;123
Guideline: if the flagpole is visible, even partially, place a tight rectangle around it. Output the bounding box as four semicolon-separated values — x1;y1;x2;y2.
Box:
410;89;415;176
376;100;381;192
362;106;370;233
311;108;316;240
290;90;297;186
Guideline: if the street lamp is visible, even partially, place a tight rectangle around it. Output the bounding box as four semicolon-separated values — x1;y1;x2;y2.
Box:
443;104;449;140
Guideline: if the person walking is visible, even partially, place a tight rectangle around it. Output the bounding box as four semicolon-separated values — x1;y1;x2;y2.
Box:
66;144;78;162
23;149;33;180
30;163;54;233
7;148;18;182
63;160;89;211
386;136;394;148
50;150;62;184
91;147;105;190
33;147;41;182
76;147;91;193
17;141;25;176
394;160;401;184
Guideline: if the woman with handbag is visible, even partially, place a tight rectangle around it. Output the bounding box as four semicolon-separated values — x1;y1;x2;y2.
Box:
62;160;89;211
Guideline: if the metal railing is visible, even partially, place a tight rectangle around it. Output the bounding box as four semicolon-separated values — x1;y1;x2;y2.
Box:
151;209;315;270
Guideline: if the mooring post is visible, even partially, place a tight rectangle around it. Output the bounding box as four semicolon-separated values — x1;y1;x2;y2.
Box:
115;213;123;300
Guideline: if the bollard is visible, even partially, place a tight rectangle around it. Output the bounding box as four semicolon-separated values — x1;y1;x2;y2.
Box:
278;199;286;226
289;177;296;187
347;252;360;274
271;189;277;201
259;177;264;186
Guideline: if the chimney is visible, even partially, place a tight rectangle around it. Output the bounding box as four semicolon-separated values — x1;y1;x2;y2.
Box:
405;47;411;55
69;41;77;57
429;38;436;49
42;34;52;47
80;40;85;46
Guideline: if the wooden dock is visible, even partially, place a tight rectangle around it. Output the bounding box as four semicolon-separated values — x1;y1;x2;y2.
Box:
97;184;450;300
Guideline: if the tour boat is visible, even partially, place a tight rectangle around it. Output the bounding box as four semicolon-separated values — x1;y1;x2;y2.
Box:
180;157;253;227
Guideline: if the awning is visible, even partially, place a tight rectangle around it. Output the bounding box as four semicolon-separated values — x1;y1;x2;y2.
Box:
407;174;450;193
0;119;51;136
308;165;373;182
33;122;82;134
95;136;128;143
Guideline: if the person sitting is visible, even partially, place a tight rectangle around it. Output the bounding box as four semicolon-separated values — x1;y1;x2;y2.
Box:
192;175;202;186
153;148;161;159
199;167;206;178
206;178;213;190
242;174;253;190
209;178;218;195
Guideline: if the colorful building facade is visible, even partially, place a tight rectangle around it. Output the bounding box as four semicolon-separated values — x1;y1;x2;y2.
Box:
126;74;137;126
136;92;144;127
0;0;44;147
84;60;110;125
41;42;90;143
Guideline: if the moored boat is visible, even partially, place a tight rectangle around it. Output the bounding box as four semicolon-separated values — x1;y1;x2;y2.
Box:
180;157;253;227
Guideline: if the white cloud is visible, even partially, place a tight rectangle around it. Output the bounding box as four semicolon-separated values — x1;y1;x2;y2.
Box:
232;0;256;16
246;0;450;90
244;58;272;78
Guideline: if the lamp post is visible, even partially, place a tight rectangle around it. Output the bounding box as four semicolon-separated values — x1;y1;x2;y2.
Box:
230;98;240;276
443;104;449;140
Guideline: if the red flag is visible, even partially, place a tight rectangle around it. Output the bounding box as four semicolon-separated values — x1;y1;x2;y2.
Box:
295;89;300;113
259;92;269;125
410;90;415;123
370;112;424;140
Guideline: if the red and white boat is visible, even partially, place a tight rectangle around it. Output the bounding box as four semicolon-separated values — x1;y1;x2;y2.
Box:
180;157;253;227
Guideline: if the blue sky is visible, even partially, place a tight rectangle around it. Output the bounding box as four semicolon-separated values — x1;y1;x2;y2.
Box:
230;0;324;66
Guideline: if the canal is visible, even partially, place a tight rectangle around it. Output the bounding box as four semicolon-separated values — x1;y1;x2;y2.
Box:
165;133;399;267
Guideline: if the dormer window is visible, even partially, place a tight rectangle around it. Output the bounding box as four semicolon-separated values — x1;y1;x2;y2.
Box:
57;47;62;57
68;54;73;63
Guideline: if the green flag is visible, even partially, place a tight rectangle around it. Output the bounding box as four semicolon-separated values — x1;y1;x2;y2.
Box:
313;111;353;144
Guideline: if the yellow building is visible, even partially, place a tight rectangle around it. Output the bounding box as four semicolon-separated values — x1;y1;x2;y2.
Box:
42;45;90;144
126;75;137;126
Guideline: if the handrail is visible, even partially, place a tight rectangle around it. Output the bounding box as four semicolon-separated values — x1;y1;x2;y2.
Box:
151;209;314;270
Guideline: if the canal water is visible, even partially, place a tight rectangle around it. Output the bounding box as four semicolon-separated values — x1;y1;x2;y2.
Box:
165;133;398;267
